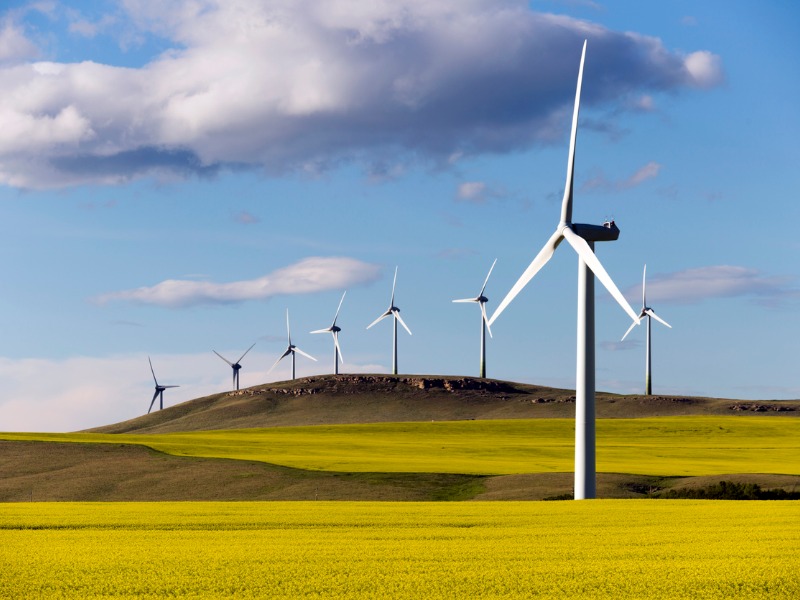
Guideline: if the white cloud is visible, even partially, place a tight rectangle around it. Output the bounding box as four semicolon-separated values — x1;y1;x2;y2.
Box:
684;50;724;88
581;161;662;192
456;181;487;203
0;17;38;63
0;0;724;189
627;161;661;187
94;256;382;308
627;265;795;305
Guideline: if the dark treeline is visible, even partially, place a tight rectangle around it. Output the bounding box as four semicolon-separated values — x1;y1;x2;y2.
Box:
658;480;800;500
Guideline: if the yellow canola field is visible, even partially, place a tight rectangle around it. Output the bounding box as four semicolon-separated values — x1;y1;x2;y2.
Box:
1;501;798;599
3;416;799;476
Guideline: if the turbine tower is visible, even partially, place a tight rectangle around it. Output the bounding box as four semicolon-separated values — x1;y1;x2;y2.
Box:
488;40;640;500
621;264;672;395
268;309;317;380
311;291;347;375
147;356;179;414
453;259;497;378
367;267;412;375
213;342;256;391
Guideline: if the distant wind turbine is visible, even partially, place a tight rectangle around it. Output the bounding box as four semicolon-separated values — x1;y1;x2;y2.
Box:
621;265;672;396
213;342;256;391
488;40;640;500
367;267;412;375
453;259;497;378
311;291;347;375
147;356;179;414
268;309;317;380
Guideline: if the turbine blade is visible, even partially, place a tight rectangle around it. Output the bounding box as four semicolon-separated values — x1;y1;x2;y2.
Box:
148;356;159;387
367;310;391;329
236;342;256;364
645;308;672;329
480;301;493;339
332;290;346;326
310;327;331;334
267;349;291;374
293;347;317;362
559;40;587;226
479;258;498;297
148;390;159;414
333;331;344;364
488;229;562;326
162;385;180;389
213;350;233;366
562;227;640;324
642;264;647;308
393;310;412;336
452;298;477;303
390;266;398;305
286;309;291;345
620;319;638;342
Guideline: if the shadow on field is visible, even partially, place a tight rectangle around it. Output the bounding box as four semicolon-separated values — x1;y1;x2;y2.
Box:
3;441;799;502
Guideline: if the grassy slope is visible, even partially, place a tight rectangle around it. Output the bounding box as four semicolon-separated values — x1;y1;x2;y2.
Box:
83;375;799;435
5;416;800;476
3;375;799;501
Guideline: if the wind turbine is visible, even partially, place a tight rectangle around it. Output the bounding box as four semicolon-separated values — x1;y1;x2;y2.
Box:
268;309;317;380
453;259;497;378
621;265;672;396
367;267;412;375
488;40;640;500
213;342;256;391
147;356;179;414
311;291;347;375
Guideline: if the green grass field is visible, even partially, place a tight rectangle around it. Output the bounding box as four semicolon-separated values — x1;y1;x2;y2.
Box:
1;501;798;599
3;416;799;476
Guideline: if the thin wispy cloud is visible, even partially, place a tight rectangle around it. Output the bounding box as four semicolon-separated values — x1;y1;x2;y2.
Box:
582;161;662;192
233;210;260;224
626;265;796;306
94;256;382;308
0;1;724;189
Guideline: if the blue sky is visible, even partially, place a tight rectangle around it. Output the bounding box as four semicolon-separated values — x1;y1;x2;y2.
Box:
0;0;798;431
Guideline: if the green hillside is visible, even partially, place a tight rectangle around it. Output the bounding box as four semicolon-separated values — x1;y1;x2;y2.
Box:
2;375;798;502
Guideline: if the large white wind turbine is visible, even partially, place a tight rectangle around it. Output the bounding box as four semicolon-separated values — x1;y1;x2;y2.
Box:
488;40;640;500
213;342;256;391
453;259;497;378
147;357;179;414
621;265;672;396
268;310;317;380
311;291;347;375
367;267;412;375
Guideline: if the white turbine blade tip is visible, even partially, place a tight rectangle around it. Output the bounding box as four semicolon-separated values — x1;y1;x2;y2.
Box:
646;309;672;328
620;319;638;342
394;311;412;335
563;228;641;324
294;347;317;361
367;312;390;329
488;230;561;326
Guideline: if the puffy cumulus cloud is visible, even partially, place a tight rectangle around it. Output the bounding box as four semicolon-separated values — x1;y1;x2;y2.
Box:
94;256;382;307
626;265;796;306
0;0;724;189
